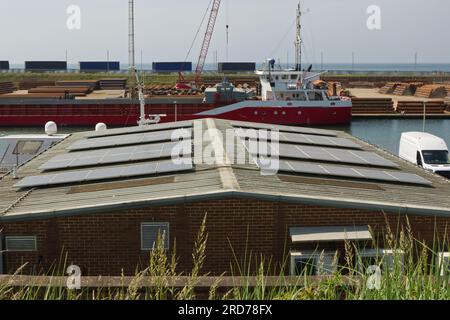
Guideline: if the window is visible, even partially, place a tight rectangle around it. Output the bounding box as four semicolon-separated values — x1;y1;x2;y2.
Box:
437;252;450;276
307;92;324;101
296;92;307;101
422;150;450;165
290;252;336;276
0;235;3;274
5;236;37;252
12;141;43;155
356;249;404;273
141;223;170;251
417;152;423;167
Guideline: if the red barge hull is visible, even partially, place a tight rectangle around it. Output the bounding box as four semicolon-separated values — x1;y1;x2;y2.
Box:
0;100;352;127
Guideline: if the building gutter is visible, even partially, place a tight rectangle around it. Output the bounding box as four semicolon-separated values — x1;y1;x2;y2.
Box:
1;190;450;223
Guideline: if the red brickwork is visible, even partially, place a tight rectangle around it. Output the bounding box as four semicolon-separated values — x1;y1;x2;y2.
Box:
1;199;449;276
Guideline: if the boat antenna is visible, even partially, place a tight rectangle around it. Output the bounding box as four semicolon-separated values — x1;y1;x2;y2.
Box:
128;0;137;99
295;1;302;72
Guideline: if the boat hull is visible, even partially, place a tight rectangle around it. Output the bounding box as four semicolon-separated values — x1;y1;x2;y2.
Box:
0;100;352;127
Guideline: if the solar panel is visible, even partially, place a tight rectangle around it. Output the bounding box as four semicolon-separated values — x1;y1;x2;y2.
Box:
86;121;193;139
41;140;192;170
267;159;432;186
235;128;362;150
231;121;337;137
15;159;194;189
69;128;192;151
245;141;398;168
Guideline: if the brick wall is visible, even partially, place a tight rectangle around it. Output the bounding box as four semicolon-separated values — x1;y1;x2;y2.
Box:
1;199;449;276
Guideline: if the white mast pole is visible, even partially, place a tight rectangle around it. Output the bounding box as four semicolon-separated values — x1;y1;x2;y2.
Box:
129;0;135;73
295;1;302;72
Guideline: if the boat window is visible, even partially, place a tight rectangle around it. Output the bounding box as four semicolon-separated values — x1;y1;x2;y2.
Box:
275;76;279;80
422;150;450;165
281;75;288;80
12;141;44;155
307;92;324;101
291;75;297;80
297;92;307;101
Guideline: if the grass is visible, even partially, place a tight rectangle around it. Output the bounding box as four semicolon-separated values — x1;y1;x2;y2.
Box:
0;72;258;87
0;215;449;300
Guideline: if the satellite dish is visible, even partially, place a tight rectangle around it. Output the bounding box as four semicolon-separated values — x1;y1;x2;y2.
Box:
45;121;58;136
95;123;107;131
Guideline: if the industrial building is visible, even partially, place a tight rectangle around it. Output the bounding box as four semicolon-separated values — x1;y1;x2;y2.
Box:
79;62;120;72
0;61;9;70
25;61;67;71
218;62;256;73
153;62;193;73
0;119;449;276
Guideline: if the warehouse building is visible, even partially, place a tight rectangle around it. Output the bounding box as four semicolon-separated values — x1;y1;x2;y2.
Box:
152;62;192;73
0;61;9;70
0;119;449;276
25;61;67;71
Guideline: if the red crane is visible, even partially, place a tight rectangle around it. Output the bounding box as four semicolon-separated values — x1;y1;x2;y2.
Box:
177;0;222;90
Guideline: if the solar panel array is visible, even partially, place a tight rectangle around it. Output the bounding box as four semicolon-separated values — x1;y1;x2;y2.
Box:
231;122;337;137
69;128;192;151
270;160;432;186
15;160;194;189
235;128;362;150
15;124;195;189
86;121;193;139
244;140;399;168
41;140;192;170
234;122;432;187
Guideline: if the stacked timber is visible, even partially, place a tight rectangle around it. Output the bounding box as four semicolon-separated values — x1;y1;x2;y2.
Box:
28;86;92;97
18;80;55;90
392;83;412;96
99;79;127;90
0;82;16;95
327;82;343;97
0;93;68;99
348;81;374;88
397;100;446;114
444;84;450;97
351;98;395;114
55;80;99;90
145;85;203;96
379;82;399;94
414;85;447;98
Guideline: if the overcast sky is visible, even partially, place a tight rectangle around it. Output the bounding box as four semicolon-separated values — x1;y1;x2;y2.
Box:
0;0;449;65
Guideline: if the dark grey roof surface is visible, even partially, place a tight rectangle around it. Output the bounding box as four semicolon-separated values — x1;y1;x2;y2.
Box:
1;118;450;222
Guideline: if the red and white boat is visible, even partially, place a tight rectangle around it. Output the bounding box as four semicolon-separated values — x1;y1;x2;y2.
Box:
0;2;351;127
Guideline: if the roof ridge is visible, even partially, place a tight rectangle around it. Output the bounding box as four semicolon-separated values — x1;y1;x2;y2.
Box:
204;119;240;190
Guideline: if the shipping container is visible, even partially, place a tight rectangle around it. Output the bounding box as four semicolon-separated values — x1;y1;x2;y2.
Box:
152;62;192;73
218;62;256;73
0;61;9;70
79;61;120;71
25;61;67;71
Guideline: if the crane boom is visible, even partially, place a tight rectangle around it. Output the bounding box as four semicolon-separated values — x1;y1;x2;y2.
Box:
194;0;221;85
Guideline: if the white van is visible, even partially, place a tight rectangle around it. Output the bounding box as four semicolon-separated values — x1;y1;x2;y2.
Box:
399;132;450;179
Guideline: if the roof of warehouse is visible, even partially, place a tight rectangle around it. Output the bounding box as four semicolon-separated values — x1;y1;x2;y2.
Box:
1;118;450;222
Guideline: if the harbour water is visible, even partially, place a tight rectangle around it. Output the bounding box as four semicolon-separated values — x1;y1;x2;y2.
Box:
1;119;450;158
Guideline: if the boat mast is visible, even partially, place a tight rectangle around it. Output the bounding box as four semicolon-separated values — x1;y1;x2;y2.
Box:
129;0;137;99
295;1;302;72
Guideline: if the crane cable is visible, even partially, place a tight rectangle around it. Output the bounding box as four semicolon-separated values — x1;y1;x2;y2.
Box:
226;0;229;62
183;0;214;63
268;18;296;59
